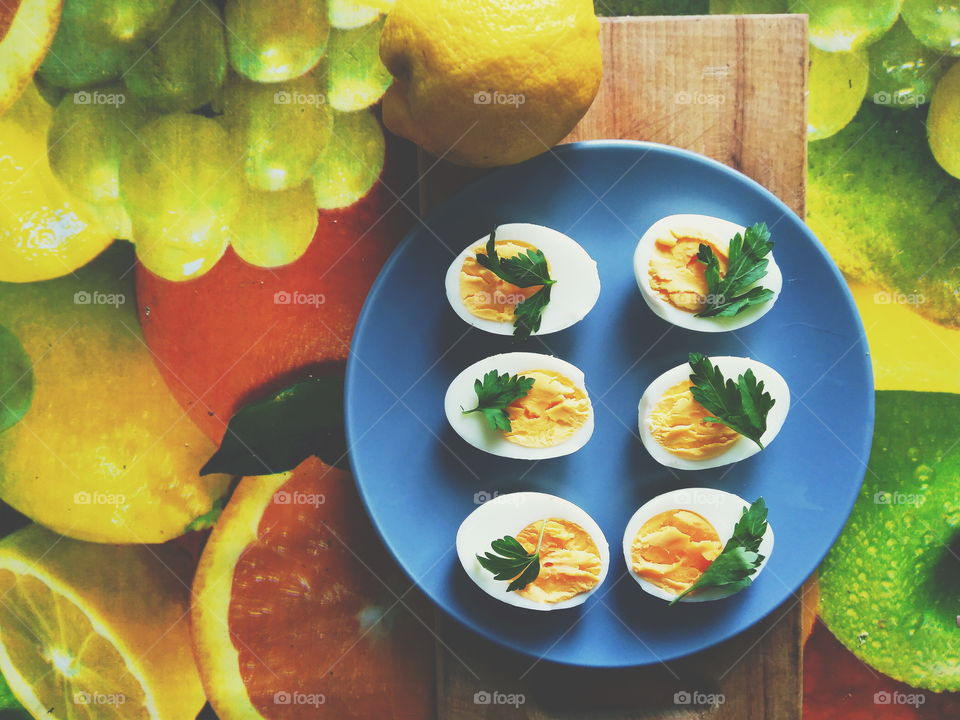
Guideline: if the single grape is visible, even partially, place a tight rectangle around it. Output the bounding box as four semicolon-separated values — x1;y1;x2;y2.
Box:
326;18;393;111
329;0;381;29
119;114;240;257
868;19;950;109
312;108;384;209
927;60;960;177
225;0;330;83
790;0;901;52
36;0;175;89
709;0;786;12
222;72;333;191
808;46;869;141
48;85;151;206
123;0;227;112
902;0;960;55
133;213;230;281
230;184;318;268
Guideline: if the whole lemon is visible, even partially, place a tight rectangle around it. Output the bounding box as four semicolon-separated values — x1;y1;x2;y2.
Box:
380;0;602;167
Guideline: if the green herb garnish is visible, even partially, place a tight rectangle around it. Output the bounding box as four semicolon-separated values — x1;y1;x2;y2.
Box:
670;497;768;604
687;352;775;449
475;227;555;341
695;222;774;317
462;370;535;432
476;520;546;592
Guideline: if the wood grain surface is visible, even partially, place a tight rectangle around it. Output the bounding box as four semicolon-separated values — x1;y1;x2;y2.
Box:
418;14;810;720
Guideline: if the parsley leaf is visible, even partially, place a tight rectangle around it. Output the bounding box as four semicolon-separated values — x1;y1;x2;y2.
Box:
695;222;775;317
462;370;535;432
476;520;546;592
474;227;556;341
670;498;768;604
687;352;775;449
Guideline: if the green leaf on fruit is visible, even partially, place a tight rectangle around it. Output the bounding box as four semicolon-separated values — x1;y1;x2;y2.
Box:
200;376;348;477
0;325;33;435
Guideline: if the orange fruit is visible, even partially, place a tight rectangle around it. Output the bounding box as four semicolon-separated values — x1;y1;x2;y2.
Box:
192;457;433;719
0;0;62;115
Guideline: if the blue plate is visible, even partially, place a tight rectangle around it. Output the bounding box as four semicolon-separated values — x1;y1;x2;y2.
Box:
345;141;874;668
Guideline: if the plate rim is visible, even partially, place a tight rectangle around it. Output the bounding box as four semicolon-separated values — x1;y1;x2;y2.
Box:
344;139;875;668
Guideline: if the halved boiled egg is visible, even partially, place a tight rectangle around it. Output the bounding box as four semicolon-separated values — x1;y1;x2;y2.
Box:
457;492;610;610
638;356;790;470
622;488;774;603
633;214;783;332
444;223;601;336
445;352;594;460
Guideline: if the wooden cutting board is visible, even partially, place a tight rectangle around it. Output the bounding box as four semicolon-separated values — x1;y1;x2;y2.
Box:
419;14;809;720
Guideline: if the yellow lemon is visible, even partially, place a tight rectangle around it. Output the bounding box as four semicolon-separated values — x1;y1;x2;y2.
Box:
380;0;601;167
0;524;205;719
0;86;114;283
0;242;231;544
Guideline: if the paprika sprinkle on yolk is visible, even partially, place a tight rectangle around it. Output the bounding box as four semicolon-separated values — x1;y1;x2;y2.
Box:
648;380;740;459
459;239;544;321
631;509;723;595
514;518;602;604
503;369;590;448
649;228;729;313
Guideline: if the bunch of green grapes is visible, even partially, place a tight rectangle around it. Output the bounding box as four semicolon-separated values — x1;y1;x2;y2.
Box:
34;0;394;281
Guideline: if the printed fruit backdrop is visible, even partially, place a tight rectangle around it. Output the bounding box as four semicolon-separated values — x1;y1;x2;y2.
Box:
0;0;957;718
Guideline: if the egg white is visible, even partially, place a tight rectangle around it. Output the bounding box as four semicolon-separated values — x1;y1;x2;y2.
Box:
622;487;775;603
457;492;610;611
638;356;790;470
444;223;601;336
633;214;783;332
445;352;594;460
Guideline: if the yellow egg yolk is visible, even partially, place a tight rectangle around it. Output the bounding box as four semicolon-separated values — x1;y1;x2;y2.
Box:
459;239;544;321
514;518;602;603
631;509;723;595
648;380;740;459
503;369;590;448
649;228;729;313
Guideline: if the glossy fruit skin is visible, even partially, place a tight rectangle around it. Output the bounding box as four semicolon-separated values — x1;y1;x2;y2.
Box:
902;0;960;56
123;0;227;112
868;19;949;110
789;0;901;52
136;144;415;443
225;0;330;83
222;72;333;191
807;46;868;141
326;18;392;111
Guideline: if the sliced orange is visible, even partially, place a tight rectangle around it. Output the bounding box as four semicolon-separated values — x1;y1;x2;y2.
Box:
192;457;433;719
0;524;205;719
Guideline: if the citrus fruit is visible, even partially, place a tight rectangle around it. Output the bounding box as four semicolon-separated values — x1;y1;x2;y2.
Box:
0;242;232;543
192;458;432;719
326;18;392;112
819;391;960;692
789;0;901;52
0;523;205;719
807;46;867;141
379;0;601;167
0;0;62;114
927;60;960;179
867;19;947;111
0;87;114;283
